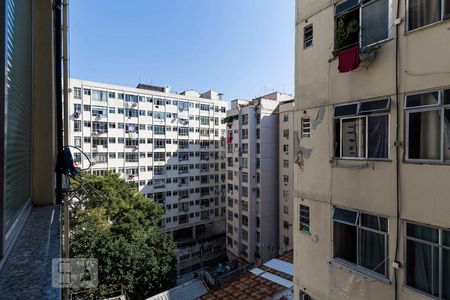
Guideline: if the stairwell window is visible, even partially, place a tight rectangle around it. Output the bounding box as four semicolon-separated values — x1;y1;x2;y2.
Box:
300;205;310;233
334;99;390;159
405;89;450;162
301;117;311;138
407;0;448;31
333;207;389;277
405;222;450;299
304;24;313;48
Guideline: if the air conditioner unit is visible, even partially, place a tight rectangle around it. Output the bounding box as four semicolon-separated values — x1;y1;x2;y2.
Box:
73;112;80;118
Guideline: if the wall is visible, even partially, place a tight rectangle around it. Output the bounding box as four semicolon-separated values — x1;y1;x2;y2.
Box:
294;0;450;299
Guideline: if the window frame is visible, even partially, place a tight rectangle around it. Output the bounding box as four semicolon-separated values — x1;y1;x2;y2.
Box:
406;0;449;33
332;207;390;280
404;88;450;164
404;220;450;299
303;24;313;48
334;0;393;50
334;99;391;160
300;205;310;233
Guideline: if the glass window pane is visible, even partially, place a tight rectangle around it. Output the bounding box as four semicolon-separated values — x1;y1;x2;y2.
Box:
335;103;358;117
408;110;441;160
406;223;439;243
335;119;341;157
444;89;450;105
334;222;357;263
445;110;450;161
361;213;388;232
406;91;439;108
361;0;389;47
443;249;450;299
408;0;441;31
360;229;386;275
342;118;366;158
406;240;433;295
335;0;360;16
443;230;450;247
368;115;389;159
333;207;358;224
359;99;390;113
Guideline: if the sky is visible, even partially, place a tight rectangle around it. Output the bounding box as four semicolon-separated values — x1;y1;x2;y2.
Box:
69;0;295;101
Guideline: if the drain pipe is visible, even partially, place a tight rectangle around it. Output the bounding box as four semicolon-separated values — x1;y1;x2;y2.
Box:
393;0;401;299
62;0;70;299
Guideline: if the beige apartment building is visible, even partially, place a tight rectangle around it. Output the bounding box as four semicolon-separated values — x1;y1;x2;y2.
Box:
225;92;293;264
279;100;295;253
294;0;450;299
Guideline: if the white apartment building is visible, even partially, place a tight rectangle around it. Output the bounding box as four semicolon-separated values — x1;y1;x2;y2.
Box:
279;100;295;253
68;79;228;277
224;92;293;264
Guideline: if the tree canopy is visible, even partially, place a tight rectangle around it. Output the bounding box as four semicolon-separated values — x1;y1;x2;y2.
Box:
69;173;176;299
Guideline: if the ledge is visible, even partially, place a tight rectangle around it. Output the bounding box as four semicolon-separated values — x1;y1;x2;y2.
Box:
0;205;61;299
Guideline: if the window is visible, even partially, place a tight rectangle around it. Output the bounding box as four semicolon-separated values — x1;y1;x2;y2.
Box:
242;186;248;197
73;87;82;99
300;205;310;233
284;221;290;229
300;291;312;300
74;137;81;147
283;129;289;138
405;222;450;299
242;129;248;139
242;229;248;241
301;117;311;138
108;91;116;98
74;120;81;132
91;89;108;101
83;88;91;95
283;160;289;168
283;113;289;122
283;144;289;153
405;89;450;162
242;114;248;125
334;0;390;50
283;175;289;183
154;125;165;135
304;24;313;48
242;158;248;169
361;0;390;47
154;152;166;162
334;99;390;159
242;143;248;154
408;0;448;31
333;208;388;277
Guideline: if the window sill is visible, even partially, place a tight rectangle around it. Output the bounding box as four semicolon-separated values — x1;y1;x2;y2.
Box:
402;285;437;300
332;157;392;163
329;259;390;284
406;18;450;35
404;159;450;166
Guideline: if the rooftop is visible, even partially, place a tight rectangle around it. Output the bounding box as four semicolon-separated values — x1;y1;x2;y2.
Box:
199;251;294;300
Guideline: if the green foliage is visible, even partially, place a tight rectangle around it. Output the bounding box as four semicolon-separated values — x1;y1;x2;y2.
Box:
335;14;359;52
70;173;176;299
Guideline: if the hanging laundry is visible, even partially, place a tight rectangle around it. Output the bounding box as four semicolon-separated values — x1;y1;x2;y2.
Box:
338;45;360;73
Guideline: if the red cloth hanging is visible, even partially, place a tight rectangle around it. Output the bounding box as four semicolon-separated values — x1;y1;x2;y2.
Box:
338;45;360;73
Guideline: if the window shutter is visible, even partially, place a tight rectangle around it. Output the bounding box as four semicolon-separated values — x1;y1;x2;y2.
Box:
3;0;33;236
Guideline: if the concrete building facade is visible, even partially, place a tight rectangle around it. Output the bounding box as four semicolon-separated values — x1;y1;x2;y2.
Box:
279;100;295;254
294;0;450;299
68;79;228;277
225;92;293;264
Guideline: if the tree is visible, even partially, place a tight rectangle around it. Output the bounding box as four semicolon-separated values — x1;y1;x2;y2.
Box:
69;173;176;299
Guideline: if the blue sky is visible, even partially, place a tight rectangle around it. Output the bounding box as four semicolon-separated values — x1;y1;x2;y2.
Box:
70;0;294;101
